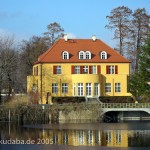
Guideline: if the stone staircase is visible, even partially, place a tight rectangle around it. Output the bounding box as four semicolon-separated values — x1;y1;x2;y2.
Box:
86;97;101;104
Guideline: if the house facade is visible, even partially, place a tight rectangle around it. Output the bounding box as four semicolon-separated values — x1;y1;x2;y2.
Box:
27;36;131;104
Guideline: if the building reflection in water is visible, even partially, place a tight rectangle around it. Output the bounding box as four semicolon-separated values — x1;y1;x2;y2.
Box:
1;123;150;147
40;129;128;147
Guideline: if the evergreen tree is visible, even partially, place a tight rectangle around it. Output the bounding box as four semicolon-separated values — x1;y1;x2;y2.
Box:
129;35;150;100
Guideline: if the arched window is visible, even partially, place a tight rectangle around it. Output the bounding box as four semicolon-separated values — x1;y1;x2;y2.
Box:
79;51;85;59
85;51;91;59
100;51;107;59
62;51;69;59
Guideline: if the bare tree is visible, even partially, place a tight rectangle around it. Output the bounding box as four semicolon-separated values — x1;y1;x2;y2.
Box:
43;22;64;46
130;8;150;72
0;36;18;101
106;7;150;73
19;36;48;92
106;6;132;56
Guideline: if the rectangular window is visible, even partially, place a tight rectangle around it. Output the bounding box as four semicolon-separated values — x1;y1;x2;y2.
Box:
52;83;58;93
94;83;99;96
105;83;111;92
53;66;62;74
106;65;118;74
109;66;114;74
62;83;68;93
86;83;92;96
74;66;80;74
83;66;88;74
56;66;62;74
78;83;83;96
115;83;121;92
92;66;96;74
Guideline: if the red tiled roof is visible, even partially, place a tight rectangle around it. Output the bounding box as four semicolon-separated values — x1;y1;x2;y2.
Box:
37;38;130;63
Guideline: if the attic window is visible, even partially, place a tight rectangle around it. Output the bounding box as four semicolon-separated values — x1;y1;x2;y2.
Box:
85;51;91;59
79;51;91;60
62;51;69;59
79;51;85;59
100;51;107;60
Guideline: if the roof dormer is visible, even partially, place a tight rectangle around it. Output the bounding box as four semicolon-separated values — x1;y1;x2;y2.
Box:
100;51;107;60
85;51;91;59
62;51;69;59
79;51;85;60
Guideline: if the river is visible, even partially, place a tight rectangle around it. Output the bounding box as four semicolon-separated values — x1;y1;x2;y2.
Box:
0;121;150;150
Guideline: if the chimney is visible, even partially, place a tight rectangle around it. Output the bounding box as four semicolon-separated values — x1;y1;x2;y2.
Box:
92;35;96;41
64;34;68;42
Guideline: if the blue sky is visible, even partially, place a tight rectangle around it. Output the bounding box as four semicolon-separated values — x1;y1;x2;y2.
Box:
0;0;150;47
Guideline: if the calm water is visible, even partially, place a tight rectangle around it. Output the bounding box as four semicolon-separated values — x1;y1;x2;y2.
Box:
0;121;150;150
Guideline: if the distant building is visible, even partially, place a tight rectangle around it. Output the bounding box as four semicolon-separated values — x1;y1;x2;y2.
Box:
27;35;131;104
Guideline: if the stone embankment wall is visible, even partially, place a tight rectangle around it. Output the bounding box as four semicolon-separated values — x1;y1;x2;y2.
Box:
59;109;101;122
52;103;102;122
0;103;102;123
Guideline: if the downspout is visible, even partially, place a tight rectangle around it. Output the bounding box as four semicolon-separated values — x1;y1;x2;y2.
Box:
112;78;114;96
40;63;43;104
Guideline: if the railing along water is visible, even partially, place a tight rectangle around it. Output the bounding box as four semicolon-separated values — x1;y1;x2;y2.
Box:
99;103;150;109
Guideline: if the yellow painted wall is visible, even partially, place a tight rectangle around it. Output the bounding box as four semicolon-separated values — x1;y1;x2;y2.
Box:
27;62;131;104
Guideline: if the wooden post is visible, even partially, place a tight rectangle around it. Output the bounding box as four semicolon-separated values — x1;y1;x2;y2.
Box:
9;109;11;136
9;109;10;122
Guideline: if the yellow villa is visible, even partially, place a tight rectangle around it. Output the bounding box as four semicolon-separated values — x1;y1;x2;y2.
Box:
27;35;131;104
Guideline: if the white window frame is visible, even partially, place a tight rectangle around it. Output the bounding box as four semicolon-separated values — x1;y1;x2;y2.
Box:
92;66;97;74
109;66;114;74
105;83;111;93
79;51;85;59
115;83;121;92
77;83;84;96
62;51;69;59
94;83;99;96
85;51;91;59
86;83;92;96
101;51;107;59
56;66;62;74
62;83;68;93
52;83;58;94
83;66;88;74
74;66;80;74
